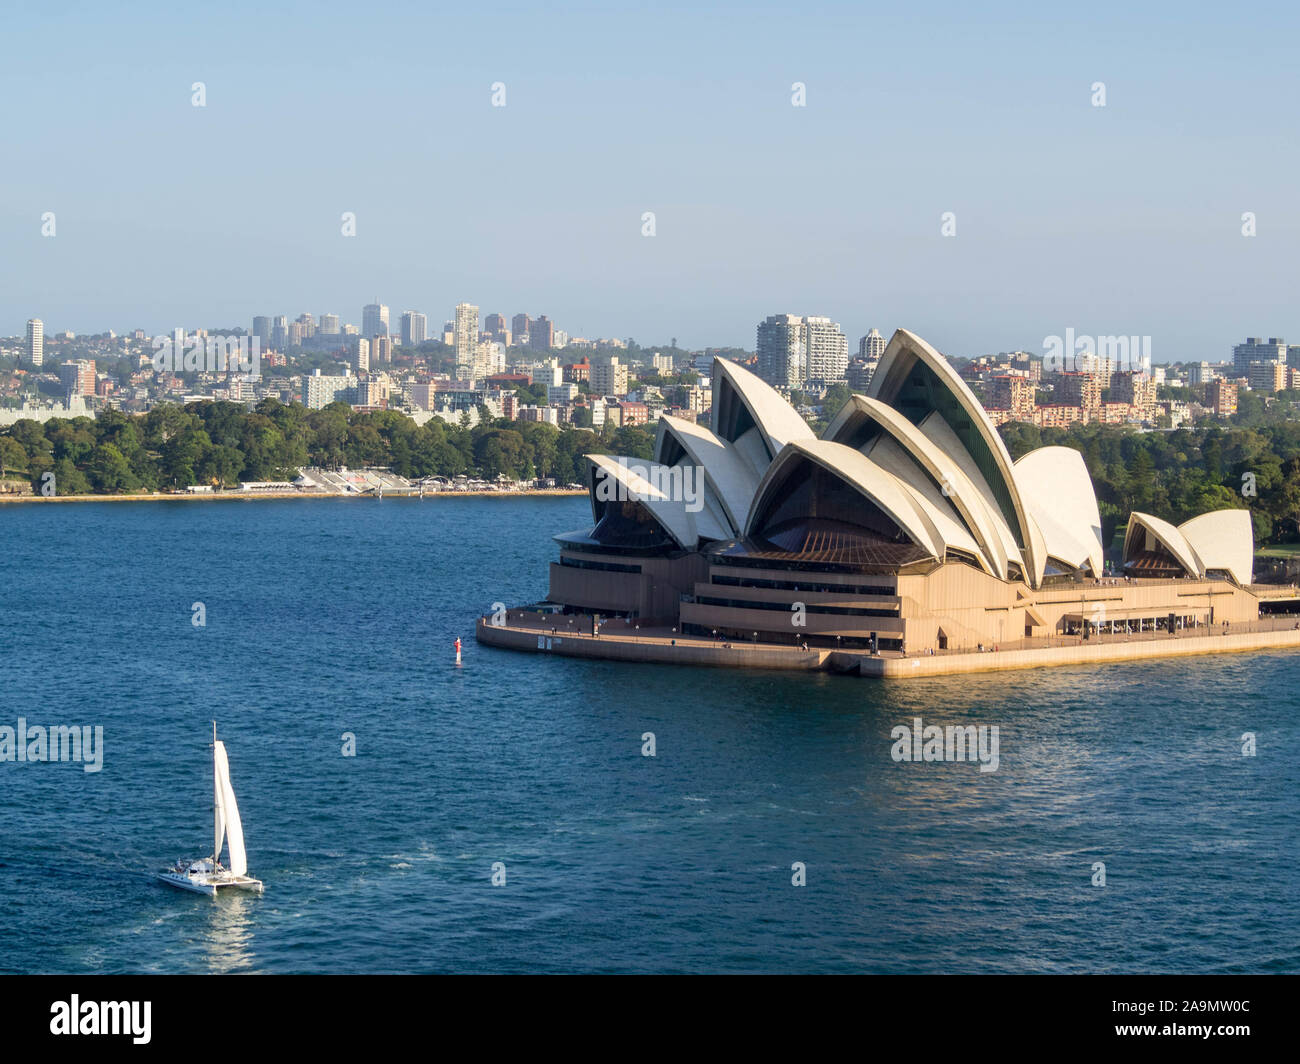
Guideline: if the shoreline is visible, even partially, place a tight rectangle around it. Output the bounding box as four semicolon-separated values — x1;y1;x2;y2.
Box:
0;489;586;504
476;615;1300;678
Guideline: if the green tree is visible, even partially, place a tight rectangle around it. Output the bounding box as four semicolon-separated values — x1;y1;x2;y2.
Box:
0;436;27;478
820;384;853;423
51;456;92;495
86;443;141;493
473;429;527;480
608;425;654;460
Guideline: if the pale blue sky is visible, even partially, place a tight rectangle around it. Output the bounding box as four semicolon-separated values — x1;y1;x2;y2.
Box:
2;0;1297;361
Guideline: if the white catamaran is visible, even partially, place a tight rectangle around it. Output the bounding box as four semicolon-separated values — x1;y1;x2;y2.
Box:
157;723;264;896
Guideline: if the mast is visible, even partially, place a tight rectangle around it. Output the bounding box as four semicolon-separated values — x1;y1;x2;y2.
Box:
212;721;218;869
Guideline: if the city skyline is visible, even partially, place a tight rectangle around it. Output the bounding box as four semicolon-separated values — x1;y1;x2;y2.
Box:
8;302;1297;370
4;3;1299;360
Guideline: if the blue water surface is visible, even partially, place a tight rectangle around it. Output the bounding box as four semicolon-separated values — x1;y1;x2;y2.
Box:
0;497;1295;973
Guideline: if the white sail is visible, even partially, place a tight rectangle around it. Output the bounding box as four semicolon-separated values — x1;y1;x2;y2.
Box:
213;740;248;876
214;740;226;863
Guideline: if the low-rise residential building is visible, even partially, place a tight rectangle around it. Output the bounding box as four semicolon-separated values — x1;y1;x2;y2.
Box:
518;405;560;425
548;382;579;405
1033;404;1086;429
609;400;649;427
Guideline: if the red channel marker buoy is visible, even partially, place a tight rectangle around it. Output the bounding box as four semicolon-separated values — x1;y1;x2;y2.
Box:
455;637;462;666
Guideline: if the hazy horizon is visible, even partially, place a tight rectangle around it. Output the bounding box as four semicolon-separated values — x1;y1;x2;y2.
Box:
4;1;1297;362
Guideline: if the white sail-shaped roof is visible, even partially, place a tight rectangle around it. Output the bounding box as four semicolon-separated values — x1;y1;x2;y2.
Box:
1014;446;1104;576
917;410;1028;579
1124;512;1202;578
730;426;772;483
586;454;729;551
868;329;1043;585
564;334;1245;598
214;740;247;877
748;439;958;561
1179;509;1254;585
860;435;990;572
826;393;1013;577
655;415;760;536
711;357;814;464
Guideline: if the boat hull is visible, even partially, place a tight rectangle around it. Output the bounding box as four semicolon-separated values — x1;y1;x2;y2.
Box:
156;871;263;896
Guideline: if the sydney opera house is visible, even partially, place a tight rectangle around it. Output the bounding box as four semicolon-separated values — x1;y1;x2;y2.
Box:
483;330;1270;665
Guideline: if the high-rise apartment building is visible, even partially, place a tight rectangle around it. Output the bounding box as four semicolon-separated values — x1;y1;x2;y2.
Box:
845;357;875;392
1058;371;1104;410
479;340;506;377
318;314;341;335
485;313;507;339
354;338;370;373
409;383;438;411
530;315;554;350
455;303;479;377
303;369;357;410
1233;337;1286;376
354;375;389;408
400;311;427;347
296;313;316;338
271;316;288;349
1074;350;1121;382
803;317;849;385
60;359;96;398
362;303;390;339
1247;360;1287;394
756;314;848;389
1207;377;1238;418
590;357;629;397
846;329;886;392
756;314;807;389
511;313;530;345
252;316;272;349
532;360;562;388
988;375;1037;420
372;335;392;365
858;328;886;361
26;318;44;367
1111;371;1158;415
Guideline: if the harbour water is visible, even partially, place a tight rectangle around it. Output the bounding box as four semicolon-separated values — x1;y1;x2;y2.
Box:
1;497;1296;973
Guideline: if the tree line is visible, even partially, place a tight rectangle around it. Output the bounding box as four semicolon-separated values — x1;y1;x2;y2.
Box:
3;398;1298;549
0;399;656;495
